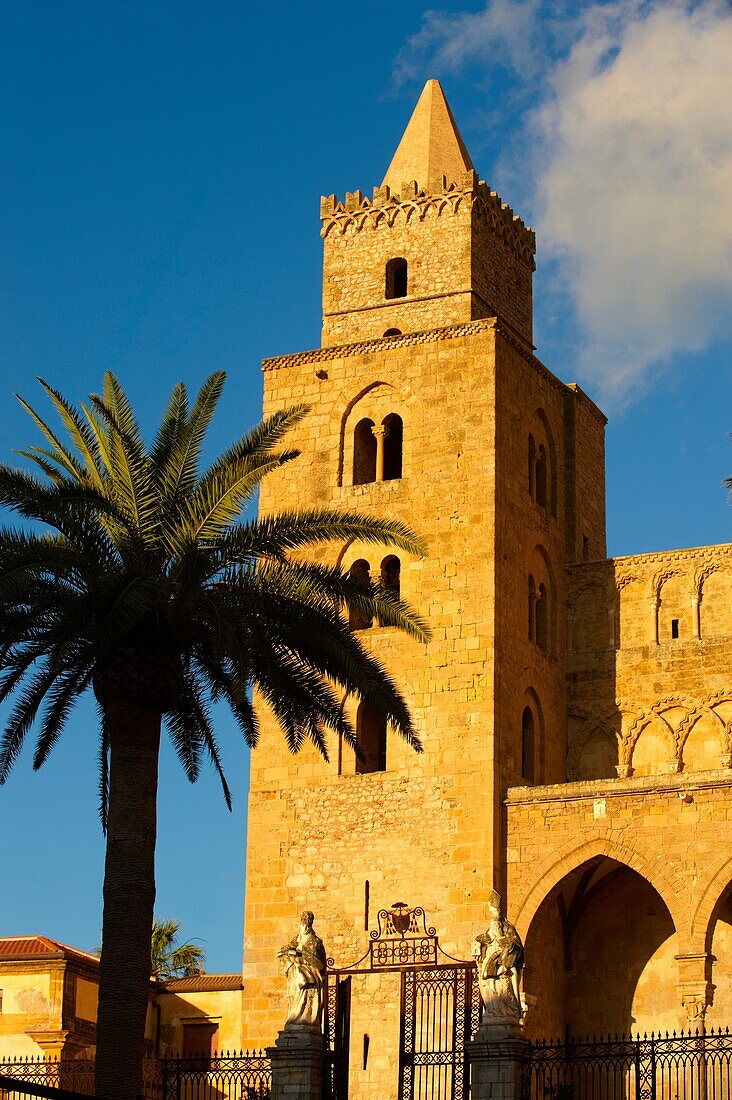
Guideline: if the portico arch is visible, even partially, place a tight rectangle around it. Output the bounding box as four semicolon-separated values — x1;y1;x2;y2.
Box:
520;852;681;1040
515;834;687;945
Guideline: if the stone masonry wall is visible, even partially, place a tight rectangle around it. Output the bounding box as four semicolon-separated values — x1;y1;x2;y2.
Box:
567;544;732;780
243;322;502;1080
320;178;535;346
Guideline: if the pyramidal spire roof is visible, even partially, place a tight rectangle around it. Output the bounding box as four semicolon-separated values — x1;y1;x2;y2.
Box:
382;79;475;193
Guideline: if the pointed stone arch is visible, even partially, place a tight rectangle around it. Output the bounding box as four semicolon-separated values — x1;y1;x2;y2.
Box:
513;833;689;949
691;853;732;953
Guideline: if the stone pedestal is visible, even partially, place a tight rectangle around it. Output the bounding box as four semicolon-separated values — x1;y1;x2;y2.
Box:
267;1023;325;1100
467;1020;529;1100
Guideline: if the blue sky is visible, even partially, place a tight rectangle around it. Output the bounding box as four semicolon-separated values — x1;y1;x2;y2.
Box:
0;0;730;973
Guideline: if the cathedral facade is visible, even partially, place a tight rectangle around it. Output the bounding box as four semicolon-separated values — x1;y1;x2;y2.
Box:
241;80;732;1089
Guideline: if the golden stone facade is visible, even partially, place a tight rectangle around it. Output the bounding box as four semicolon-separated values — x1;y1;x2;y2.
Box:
242;80;732;1090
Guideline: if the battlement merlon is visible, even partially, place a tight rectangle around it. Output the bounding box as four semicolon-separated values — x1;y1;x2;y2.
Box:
319;170;536;269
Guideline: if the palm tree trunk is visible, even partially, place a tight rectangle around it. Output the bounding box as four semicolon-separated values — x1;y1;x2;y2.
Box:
95;700;162;1100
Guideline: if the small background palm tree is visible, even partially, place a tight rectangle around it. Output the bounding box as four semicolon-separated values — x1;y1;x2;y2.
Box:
94;917;205;979
151;917;205;979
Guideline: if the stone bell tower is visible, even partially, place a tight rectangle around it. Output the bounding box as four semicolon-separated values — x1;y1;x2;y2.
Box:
320;79;535;347
241;79;606;1091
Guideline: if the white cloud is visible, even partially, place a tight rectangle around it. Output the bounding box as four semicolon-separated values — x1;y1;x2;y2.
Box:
537;1;732;403
392;0;544;87
394;1;732;405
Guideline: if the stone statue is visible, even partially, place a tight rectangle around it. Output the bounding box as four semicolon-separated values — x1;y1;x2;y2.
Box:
277;910;327;1028
471;892;525;1024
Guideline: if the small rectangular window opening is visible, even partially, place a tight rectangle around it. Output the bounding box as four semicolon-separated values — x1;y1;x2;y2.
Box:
671;619;680;639
363;1034;370;1070
582;535;590;561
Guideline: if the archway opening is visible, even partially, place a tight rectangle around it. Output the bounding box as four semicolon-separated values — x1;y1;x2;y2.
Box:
380;555;400;602
523;857;678;1041
353;418;377;485
708;882;732;1024
348;559;373;631
382;413;403;480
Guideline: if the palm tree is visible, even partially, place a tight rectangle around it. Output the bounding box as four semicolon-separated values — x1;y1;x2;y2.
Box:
151;918;205;980
93;916;205;979
0;372;428;1100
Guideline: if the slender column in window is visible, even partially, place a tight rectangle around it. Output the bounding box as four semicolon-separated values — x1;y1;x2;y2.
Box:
692;594;701;639
372;424;388;482
649;597;659;645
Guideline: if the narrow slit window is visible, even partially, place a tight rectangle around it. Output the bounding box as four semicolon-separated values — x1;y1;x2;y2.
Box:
528;574;536;642
385;258;408;300
355;702;387;773
536;584;549;652
528;435;536;499
535;445;548;507
671;618;680;639
521;706;536;784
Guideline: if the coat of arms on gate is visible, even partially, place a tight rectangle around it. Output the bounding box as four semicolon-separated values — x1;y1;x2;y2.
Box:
368;902;438;968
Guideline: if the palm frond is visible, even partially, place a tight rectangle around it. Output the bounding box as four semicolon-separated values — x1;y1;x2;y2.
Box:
36;380;104;488
0;662;59;783
14;394;85;481
157;372;225;506
33;667;91;770
150;382;189;470
213;508;427;568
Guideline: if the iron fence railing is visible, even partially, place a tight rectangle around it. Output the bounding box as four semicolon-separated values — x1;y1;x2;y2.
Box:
0;1051;271;1100
523;1028;732;1100
160;1051;271;1100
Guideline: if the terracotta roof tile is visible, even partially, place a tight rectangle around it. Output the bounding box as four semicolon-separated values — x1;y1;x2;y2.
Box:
0;935;100;964
159;974;242;993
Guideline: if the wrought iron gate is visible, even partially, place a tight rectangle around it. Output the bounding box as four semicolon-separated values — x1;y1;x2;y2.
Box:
324;901;480;1100
324;973;351;1100
398;962;482;1100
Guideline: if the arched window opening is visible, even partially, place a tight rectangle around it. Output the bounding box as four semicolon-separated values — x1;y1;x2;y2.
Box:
385;258;408;300
528;575;536;642
382;413;403;481
528;435;536;499
349;559;373;631
380;555;400;602
355;702;387;774
383;328;402;337
535;445;548;508
521;707;536;784
353;418;376;485
536;584;549;652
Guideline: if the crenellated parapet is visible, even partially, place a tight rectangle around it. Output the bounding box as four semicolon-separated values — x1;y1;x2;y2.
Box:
320;170;536;268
